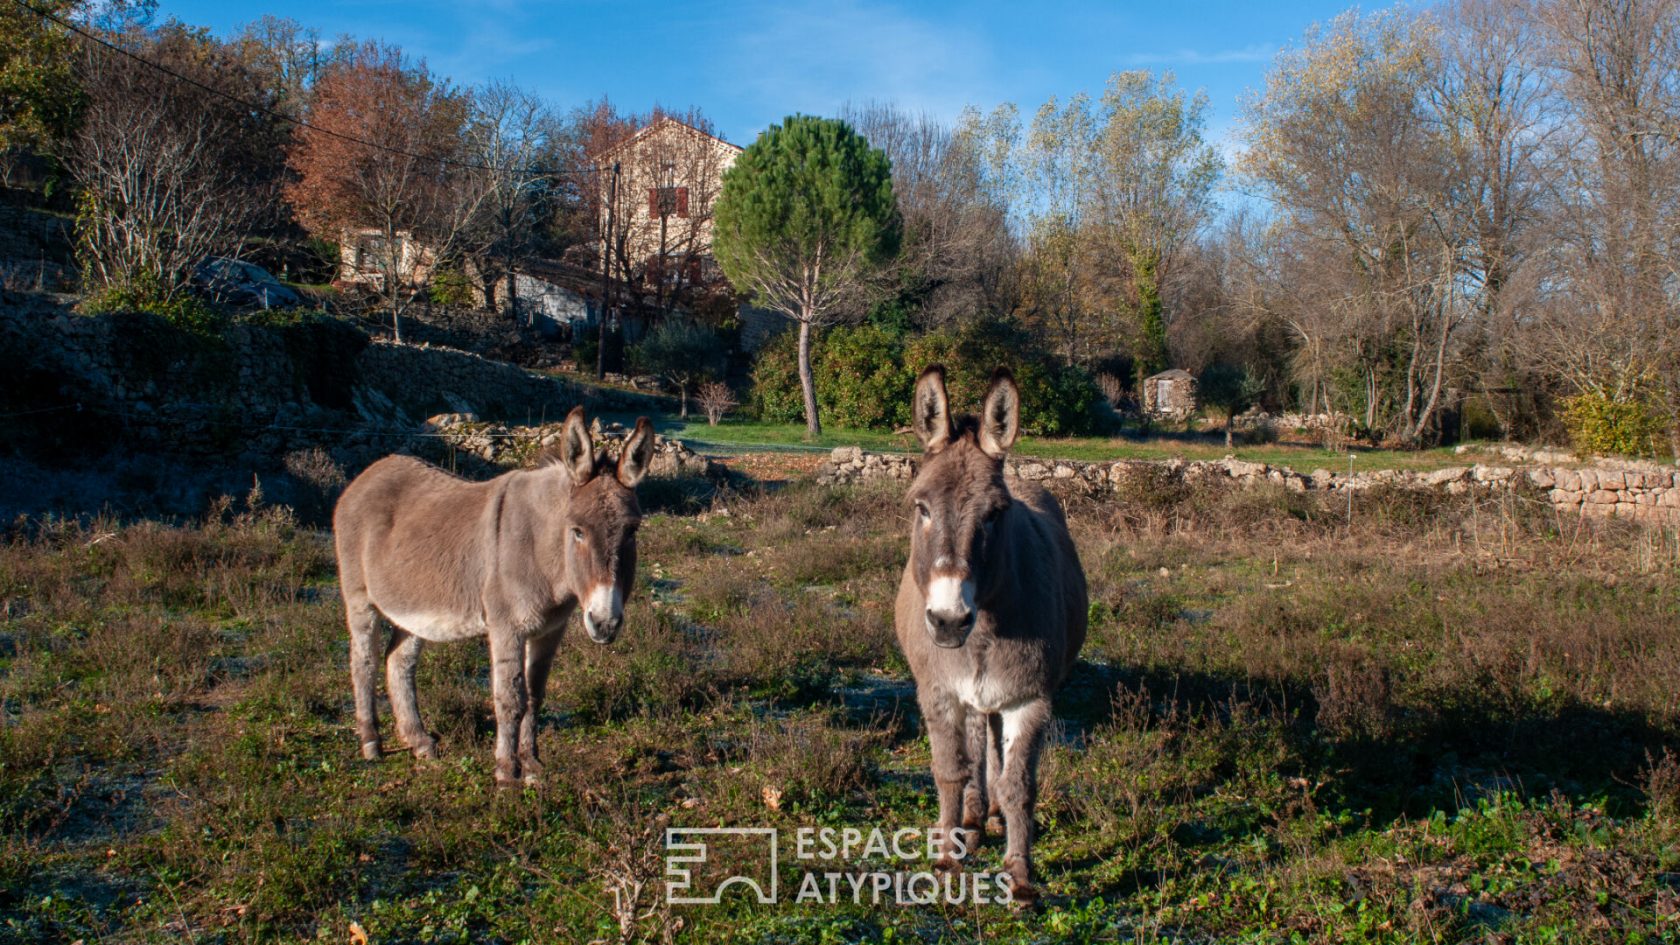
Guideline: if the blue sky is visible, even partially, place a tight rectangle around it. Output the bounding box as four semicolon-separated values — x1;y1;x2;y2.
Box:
158;0;1370;153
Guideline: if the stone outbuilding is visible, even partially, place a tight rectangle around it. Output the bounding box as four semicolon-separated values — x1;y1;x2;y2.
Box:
1142;368;1197;420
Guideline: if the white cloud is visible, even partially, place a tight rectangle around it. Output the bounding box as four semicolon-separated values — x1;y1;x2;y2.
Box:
1123;44;1275;66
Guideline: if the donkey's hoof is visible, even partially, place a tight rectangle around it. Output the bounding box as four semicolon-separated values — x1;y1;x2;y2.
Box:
360;739;383;761
518;754;544;778
1005;881;1042;911
933;854;962;874
410;738;439;761
985;814;1006;835
1003;858;1038;910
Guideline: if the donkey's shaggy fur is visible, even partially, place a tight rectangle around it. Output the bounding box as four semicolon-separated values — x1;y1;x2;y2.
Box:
333;408;654;785
894;366;1087;906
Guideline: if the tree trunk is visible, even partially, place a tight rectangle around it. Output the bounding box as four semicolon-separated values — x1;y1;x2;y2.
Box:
797;318;821;437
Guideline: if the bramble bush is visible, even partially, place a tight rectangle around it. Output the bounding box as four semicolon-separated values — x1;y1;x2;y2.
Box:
750;316;1102;435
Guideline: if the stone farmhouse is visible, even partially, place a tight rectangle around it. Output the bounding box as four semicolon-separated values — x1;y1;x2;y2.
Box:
335;227;434;291
591;115;785;348
595;115;742;289
332;115;782;348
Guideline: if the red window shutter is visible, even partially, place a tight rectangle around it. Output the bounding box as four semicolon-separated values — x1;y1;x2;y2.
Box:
648;188;659;216
676;187;689;218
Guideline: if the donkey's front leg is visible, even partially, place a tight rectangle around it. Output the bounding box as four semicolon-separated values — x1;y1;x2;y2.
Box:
923;693;972;872
518;625;565;780
996;699;1051;908
487;629;529;786
985;711;1005;832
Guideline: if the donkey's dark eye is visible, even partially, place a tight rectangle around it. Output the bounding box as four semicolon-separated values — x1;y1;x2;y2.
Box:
571;527;586;542
916;502;931;521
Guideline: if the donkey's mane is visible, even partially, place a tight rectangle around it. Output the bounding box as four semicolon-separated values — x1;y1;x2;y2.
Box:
946;415;982;440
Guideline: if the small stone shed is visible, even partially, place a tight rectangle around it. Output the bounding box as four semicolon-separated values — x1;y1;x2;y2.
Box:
1142;368;1197;420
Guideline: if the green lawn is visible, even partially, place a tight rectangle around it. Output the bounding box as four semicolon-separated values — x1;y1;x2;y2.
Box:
664;416;1475;472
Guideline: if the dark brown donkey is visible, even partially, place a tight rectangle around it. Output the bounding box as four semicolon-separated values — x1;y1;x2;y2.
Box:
333;407;654;785
894;366;1087;906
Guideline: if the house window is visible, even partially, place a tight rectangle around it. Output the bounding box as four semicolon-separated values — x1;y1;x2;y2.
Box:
356;234;398;271
649;186;689;218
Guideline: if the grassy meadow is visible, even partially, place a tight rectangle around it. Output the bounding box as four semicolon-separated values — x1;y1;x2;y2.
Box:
2;475;1679;943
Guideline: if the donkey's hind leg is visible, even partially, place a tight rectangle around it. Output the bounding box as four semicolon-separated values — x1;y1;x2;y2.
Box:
346;594;384;760
961;710;990;837
385;627;437;759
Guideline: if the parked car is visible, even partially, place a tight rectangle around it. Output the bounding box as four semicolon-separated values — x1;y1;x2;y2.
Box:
192;257;302;309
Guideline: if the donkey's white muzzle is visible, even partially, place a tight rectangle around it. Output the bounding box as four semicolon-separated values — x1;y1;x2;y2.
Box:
583;584;623;644
925;574;975;647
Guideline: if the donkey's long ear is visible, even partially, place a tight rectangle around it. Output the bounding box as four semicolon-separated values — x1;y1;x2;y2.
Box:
911;365;952;451
617;417;655;487
978;368;1020;458
559;407;595;484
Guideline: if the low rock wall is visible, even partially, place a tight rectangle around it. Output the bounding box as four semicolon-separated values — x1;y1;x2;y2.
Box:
0;303;669;463
421;413;717;479
817;447;1680;524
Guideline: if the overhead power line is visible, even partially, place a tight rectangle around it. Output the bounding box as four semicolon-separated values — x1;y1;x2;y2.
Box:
10;0;508;174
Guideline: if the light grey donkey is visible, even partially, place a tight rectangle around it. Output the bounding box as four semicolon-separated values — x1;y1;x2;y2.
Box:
893;365;1088;906
333;407;654;785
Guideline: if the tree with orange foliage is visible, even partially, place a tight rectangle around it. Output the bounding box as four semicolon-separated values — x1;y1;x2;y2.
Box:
285;42;482;341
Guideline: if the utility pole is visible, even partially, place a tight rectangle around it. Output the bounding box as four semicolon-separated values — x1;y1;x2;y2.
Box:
504;204;519;327
597;160;620;380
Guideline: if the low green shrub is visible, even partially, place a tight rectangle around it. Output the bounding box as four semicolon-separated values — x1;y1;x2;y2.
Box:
816;322;916;429
427;267;474;307
748;328;808;423
82;280;226;335
905;317;1101;435
1562;390;1667;458
750;316;1102;434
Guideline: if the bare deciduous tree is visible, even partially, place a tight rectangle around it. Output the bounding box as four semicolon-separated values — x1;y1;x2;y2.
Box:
68;24;285;303
459;81;560;319
1242;10;1473;442
1532;0;1680;450
842;101;1016;327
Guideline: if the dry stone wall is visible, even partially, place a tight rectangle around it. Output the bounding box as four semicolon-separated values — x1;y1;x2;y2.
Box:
817;447;1680;524
421;413;717;479
0;303;669;463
